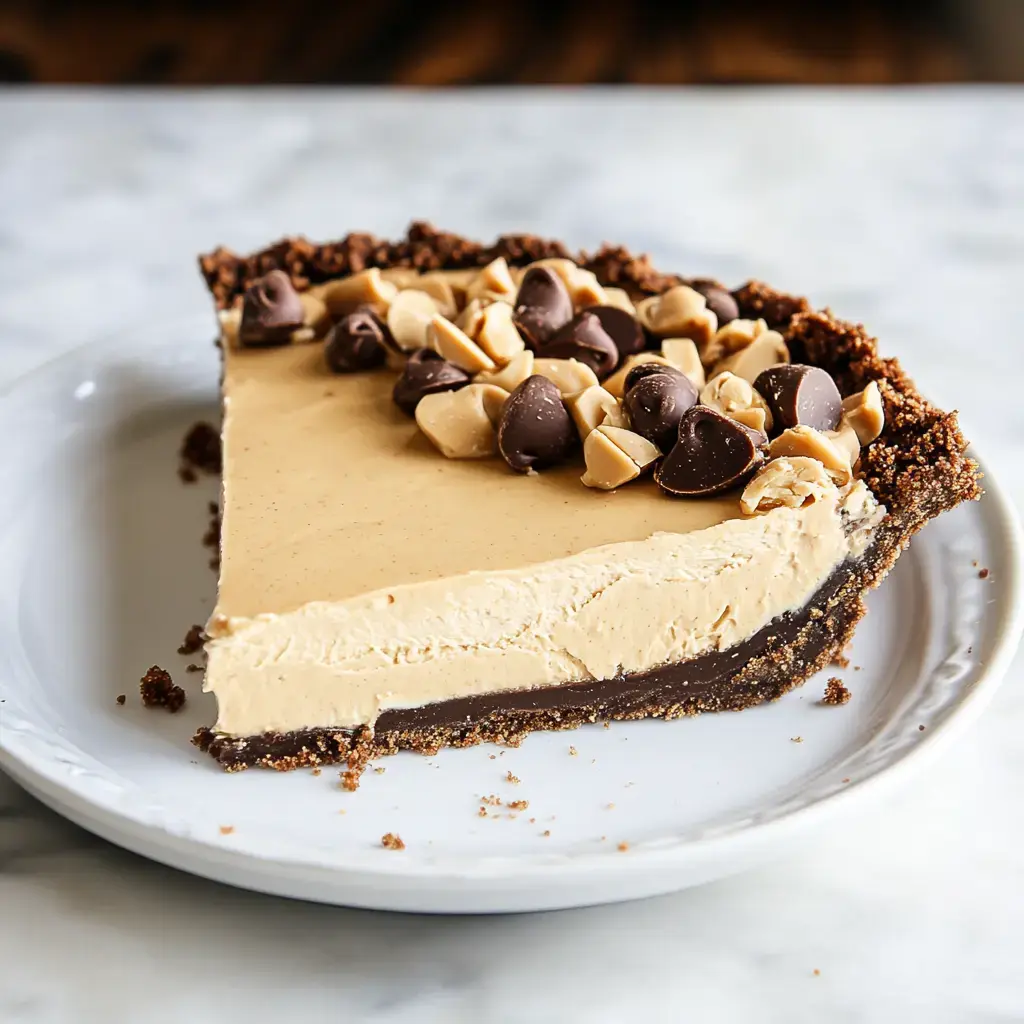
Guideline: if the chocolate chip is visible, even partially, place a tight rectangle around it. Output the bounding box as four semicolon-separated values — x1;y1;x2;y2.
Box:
580;305;646;359
690;281;739;326
539;311;620;379
238;270;305;347
497;375;577;472
392;349;470;416
512;267;574;349
623;369;698;451
623;360;689;394
655;406;766;497
754;364;842;433
324;309;389;373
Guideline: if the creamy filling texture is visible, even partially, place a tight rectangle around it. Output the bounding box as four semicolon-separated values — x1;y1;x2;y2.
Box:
206;492;875;736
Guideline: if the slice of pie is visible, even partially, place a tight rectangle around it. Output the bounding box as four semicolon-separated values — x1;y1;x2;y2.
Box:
193;223;979;772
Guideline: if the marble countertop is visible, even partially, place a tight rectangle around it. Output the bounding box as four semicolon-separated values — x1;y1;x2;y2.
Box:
1;88;1022;1023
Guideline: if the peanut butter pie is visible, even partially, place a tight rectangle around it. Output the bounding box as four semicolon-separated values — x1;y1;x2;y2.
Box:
194;224;979;771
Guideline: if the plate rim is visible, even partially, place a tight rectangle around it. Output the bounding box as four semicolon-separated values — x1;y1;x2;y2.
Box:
1;322;1022;902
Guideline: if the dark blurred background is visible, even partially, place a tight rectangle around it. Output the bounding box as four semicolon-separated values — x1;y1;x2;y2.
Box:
0;0;1021;85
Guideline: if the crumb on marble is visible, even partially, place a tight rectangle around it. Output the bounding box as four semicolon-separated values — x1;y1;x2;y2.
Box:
791;736;803;743
979;568;989;579
381;832;405;851
508;799;529;811
115;694;126;706
219;825;234;835
505;771;520;784
568;746;578;756
617;842;629;852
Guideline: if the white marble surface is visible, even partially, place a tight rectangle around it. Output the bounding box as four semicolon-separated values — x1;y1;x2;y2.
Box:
0;88;1022;1022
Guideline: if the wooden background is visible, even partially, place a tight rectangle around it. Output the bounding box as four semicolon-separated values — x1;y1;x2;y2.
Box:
0;0;1014;85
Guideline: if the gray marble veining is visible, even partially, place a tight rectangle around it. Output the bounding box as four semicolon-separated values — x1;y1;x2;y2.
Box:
0;88;1022;1023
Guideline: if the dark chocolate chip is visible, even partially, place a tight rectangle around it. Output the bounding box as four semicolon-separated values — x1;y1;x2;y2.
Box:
512;267;574;349
690;281;739;326
655;406;766;497
623;360;689;394
539;311;620;379
497;375;577;473
239;270;305;347
580;305;646;359
392;349;470;416
324;309;389;373
623;369;699;451
753;364;842;433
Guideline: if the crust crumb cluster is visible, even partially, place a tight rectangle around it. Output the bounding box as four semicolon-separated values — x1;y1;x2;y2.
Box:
381;832;406;850
139;666;186;712
822;677;852;705
178;421;221;483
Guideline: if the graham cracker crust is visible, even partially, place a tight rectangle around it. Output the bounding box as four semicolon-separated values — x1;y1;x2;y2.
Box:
194;223;981;771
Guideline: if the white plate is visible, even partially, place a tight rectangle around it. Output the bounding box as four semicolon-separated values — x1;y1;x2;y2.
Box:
0;316;1021;914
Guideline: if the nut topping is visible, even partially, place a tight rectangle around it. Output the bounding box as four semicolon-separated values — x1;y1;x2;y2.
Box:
475;301;526;366
701;318;769;369
513;266;574;349
456;298;485;338
475;350;535;392
661;338;706;390
497;375;578;472
532;357;600;396
711;329;789;383
392;349;470;416
239;270;305;347
636;285;717;346
386;289;440;352
602;288;637;315
566;384;628;440
841;381;885;445
754;364;842;433
828;419;862;469
299;292;331;338
655;406;767;498
415;384;508;459
379;267;423;289
581;426;660;491
466;257;517;306
701;371;774;435
768;426;854;485
568;268;607;308
740;457;839;515
322;268;399;317
324;309;389;373
413;273;459;319
427;315;496;374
